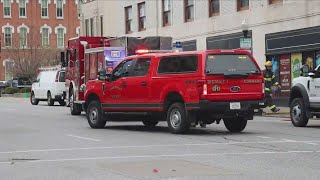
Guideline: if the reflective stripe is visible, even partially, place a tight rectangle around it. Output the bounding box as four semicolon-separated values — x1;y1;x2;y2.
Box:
265;87;271;91
264;78;272;81
274;82;279;85
272;75;275;79
268;105;276;109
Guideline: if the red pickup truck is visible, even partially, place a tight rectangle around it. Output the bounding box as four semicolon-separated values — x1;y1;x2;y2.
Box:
84;49;265;134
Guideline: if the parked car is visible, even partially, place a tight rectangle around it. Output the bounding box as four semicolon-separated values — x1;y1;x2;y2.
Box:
31;68;66;106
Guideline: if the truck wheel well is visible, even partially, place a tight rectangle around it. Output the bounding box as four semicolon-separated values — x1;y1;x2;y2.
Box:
84;93;100;112
290;89;302;105
164;92;184;111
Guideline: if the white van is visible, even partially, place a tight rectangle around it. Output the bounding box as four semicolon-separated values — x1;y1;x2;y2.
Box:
31;69;66;106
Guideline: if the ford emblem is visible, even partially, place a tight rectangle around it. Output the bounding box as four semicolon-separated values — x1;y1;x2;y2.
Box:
230;86;240;92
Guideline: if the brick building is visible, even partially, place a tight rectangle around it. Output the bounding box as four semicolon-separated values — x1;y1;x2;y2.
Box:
0;0;81;81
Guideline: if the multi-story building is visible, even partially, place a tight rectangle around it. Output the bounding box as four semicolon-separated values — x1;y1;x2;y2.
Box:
0;0;81;81
82;0;320;98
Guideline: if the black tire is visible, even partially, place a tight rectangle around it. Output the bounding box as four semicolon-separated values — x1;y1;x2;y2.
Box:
30;91;39;105
47;92;54;106
86;100;107;129
59;100;66;106
69;90;81;115
167;102;190;134
223;118;247;133
290;98;309;127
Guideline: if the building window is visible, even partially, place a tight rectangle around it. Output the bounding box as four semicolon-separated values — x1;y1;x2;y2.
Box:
77;0;81;18
56;0;63;18
42;28;49;46
125;6;132;34
41;0;49;17
57;28;64;48
162;0;171;26
4;27;12;47
19;27;27;47
76;26;80;37
19;0;27;17
85;19;89;36
100;16;103;36
3;0;11;17
138;2;146;31
209;0;220;16
269;0;282;4
184;0;194;22
237;0;249;11
90;18;94;36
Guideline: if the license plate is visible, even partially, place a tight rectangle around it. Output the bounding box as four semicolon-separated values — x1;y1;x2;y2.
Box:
230;102;241;110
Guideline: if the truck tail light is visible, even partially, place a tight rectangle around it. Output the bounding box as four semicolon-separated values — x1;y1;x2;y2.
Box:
197;80;207;95
55;73;59;82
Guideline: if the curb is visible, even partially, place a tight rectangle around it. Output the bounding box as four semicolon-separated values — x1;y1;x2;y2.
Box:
0;93;30;98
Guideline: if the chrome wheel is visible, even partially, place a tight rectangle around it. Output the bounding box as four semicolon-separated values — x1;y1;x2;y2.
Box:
47;94;51;104
170;109;181;128
70;93;74;111
89;107;98;124
292;104;301;123
31;93;36;103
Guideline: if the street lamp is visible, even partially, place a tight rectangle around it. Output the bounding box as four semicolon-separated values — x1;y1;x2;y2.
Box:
241;19;249;38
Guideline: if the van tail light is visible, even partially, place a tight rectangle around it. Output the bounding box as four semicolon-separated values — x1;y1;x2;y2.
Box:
197;80;207;95
55;73;59;82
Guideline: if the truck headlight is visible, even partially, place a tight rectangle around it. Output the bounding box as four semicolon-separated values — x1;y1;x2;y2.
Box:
80;84;86;92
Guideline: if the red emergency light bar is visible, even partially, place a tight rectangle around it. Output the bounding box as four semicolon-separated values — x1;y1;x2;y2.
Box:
135;49;174;54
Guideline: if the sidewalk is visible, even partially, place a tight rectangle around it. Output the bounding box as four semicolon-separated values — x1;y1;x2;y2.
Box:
260;107;290;118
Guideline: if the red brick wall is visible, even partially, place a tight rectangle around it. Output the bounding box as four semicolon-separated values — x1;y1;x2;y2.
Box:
0;0;80;81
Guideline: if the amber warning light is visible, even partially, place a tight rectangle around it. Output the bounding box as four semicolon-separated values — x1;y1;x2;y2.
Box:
135;49;174;54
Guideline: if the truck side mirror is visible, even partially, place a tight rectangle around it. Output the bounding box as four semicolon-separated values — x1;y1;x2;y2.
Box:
98;68;107;81
308;72;316;78
60;52;66;67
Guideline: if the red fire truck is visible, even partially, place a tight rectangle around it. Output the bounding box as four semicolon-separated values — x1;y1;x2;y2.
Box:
61;36;172;115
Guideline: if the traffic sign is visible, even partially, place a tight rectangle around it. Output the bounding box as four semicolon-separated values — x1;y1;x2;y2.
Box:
240;38;252;50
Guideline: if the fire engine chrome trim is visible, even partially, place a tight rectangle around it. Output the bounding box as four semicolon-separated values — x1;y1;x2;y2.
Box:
74;100;85;104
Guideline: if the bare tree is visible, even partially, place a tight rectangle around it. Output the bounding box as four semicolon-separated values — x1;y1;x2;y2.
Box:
4;26;61;82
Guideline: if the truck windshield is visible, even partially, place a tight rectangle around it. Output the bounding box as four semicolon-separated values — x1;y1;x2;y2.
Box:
206;54;260;75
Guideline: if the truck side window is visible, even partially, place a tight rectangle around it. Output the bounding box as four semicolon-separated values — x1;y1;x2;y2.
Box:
158;55;198;74
112;60;134;81
132;58;151;77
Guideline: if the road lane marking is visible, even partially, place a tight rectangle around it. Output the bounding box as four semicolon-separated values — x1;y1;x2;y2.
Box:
280;139;296;142
0;150;318;165
1;140;320;154
305;142;319;146
67;134;101;142
256;136;272;139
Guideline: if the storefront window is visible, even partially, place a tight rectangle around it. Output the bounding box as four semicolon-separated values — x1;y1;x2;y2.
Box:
302;51;315;71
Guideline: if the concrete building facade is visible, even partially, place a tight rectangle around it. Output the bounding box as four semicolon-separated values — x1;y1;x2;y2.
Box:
0;0;81;81
82;0;320;97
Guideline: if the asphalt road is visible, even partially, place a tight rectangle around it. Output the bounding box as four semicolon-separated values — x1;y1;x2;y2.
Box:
0;97;320;180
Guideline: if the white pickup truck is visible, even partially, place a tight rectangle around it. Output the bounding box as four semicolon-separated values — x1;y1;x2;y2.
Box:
289;64;320;127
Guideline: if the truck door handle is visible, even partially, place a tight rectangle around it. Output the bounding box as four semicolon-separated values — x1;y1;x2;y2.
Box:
141;82;147;86
121;82;127;87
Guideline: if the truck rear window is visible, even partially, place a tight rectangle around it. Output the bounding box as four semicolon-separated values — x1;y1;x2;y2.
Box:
206;54;260;75
158;55;198;74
